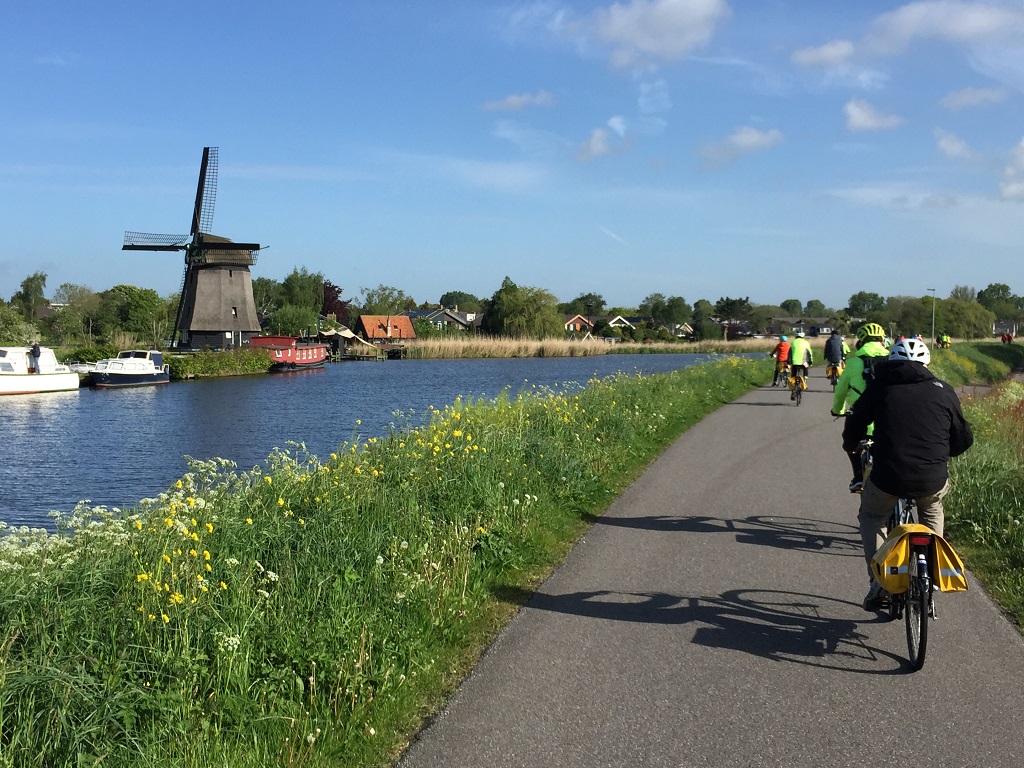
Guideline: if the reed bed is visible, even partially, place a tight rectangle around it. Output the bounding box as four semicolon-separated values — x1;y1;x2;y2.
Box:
0;356;768;767
402;335;803;360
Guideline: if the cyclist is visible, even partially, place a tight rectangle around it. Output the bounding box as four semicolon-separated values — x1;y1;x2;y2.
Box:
787;331;812;400
768;335;791;386
831;322;890;491
823;329;847;381
841;338;973;611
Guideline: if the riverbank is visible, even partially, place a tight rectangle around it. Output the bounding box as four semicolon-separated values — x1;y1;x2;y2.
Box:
0;356;769;767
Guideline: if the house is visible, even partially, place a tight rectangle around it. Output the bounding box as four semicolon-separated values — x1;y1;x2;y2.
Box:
765;317;836;337
564;314;595;334
405;308;472;333
357;315;417;343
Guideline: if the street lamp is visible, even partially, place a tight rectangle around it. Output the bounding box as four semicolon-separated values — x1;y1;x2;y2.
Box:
927;288;936;342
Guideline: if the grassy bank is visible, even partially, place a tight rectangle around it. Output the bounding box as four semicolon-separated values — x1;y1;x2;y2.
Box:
0;357;768;767
939;342;1024;628
927;341;1024;387
947;380;1024;628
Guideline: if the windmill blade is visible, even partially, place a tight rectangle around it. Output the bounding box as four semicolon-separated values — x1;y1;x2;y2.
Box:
122;231;190;251
190;146;218;236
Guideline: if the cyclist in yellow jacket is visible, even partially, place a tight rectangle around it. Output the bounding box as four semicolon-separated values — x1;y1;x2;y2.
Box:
787;331;813;400
831;322;890;491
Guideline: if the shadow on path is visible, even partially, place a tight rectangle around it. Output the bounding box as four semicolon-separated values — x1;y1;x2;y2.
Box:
594;514;862;557
496;585;906;674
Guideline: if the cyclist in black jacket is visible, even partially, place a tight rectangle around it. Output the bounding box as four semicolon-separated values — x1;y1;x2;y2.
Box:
842;338;974;610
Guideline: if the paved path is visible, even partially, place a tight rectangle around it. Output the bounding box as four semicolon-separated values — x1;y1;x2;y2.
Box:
399;379;1024;768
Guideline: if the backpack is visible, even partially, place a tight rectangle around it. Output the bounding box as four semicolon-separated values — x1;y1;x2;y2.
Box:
861;353;883;384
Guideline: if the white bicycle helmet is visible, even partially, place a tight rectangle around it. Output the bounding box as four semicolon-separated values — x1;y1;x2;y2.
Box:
796;331;806;338
889;337;930;365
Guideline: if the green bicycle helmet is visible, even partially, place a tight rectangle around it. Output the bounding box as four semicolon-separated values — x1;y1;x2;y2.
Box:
856;322;885;342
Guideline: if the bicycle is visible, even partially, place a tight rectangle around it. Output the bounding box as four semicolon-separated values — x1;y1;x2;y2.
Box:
858;439;935;671
825;360;844;390
770;359;790;388
788;366;807;406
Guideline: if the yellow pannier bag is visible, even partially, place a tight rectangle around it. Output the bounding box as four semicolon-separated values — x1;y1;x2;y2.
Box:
871;523;969;594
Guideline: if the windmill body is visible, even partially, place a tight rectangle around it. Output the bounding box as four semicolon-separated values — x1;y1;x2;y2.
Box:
123;148;262;350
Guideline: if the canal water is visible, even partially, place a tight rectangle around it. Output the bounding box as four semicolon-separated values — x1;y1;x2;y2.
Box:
1;354;718;528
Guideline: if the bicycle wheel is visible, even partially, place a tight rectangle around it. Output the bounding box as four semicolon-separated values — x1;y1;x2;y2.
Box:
905;570;929;670
794;384;802;406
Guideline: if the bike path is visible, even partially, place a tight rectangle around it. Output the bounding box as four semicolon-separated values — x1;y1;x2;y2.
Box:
399;380;1024;768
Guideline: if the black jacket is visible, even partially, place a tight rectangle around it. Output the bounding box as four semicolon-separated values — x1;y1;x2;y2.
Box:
842;360;973;498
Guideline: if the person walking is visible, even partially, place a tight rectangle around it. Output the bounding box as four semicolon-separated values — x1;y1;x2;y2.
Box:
841;338;973;611
29;340;42;374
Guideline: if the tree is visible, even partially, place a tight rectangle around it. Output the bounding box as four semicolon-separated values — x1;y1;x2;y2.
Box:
10;271;47;322
322;279;350;326
0;303;36;345
253;277;282;324
480;277;563;338
281;267;324;311
560;292;606;318
977;282;1012;310
780;299;802;316
439;290;482;313
269;304;320;336
948;285;977;303
97;285;165;344
846;291;885;317
941;298;995;338
360;284;415;315
691;299;722;340
714;296;751;322
52;283;101;342
803;299;829;317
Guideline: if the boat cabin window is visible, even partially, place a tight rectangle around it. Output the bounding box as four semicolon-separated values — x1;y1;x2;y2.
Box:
0;362;13;372
0;350;7;358
232;307;238;317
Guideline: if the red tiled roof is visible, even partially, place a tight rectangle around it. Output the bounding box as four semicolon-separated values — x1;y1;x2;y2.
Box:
358;315;417;340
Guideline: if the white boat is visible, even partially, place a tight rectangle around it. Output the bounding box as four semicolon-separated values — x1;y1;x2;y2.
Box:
0;346;81;395
91;350;170;388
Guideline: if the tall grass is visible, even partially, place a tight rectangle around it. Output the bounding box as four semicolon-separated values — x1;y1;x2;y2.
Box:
947;380;1024;628
402;336;813;360
0;357;768;767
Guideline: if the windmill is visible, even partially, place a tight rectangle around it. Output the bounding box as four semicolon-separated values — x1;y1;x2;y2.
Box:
123;147;263;350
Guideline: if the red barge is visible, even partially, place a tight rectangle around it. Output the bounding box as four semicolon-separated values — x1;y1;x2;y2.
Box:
250;335;330;371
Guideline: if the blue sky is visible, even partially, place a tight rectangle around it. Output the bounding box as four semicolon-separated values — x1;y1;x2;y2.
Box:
2;1;1023;312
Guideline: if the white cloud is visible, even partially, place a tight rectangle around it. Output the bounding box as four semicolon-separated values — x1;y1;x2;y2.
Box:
491;120;569;160
482;90;555;111
934;128;974;159
596;0;730;67
699;126;783;168
939;86;1008;110
607;116;629;137
1001;137;1024;201
578;128;612;162
844;99;903;132
866;1;1024;55
792;39;854;67
825;182;958;210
